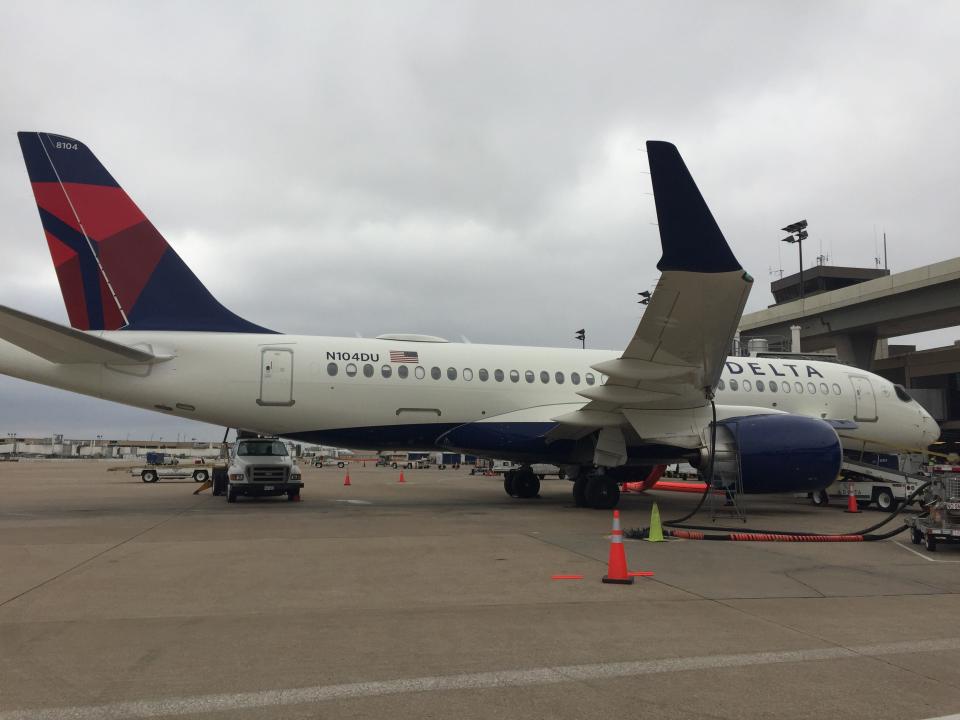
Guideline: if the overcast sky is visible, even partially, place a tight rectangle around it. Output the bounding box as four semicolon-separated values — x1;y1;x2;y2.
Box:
1;1;959;441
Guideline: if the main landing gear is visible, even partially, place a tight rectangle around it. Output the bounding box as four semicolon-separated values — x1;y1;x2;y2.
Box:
501;466;621;509
503;466;540;499
572;474;620;510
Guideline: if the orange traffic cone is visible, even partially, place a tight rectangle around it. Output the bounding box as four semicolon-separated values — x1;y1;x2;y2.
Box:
844;487;860;513
602;510;634;585
343;471;351;487
398;470;406;483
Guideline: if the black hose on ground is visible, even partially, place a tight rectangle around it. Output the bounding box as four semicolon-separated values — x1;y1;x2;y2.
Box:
623;476;932;543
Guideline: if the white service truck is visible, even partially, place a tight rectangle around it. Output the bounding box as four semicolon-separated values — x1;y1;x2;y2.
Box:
226;437;303;503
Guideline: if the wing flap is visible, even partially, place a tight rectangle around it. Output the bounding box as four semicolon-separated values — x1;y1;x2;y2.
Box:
0;304;161;364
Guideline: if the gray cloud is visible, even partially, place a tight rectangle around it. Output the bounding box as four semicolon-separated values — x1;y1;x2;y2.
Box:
1;0;958;439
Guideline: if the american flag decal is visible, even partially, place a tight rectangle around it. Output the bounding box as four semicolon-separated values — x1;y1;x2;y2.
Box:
390;350;420;363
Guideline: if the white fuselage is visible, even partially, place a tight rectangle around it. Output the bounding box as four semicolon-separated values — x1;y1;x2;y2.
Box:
0;332;939;456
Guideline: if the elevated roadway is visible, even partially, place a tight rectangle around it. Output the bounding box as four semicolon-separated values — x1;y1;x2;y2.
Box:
739;257;960;368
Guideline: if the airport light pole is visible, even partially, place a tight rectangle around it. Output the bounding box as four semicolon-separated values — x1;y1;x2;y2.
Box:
781;220;808;300
575;329;585;349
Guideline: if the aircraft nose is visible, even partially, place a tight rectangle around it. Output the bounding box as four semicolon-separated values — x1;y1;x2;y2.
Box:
920;410;940;447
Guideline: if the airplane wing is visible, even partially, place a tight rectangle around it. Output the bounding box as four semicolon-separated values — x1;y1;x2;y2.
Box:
547;142;753;456
0;304;162;364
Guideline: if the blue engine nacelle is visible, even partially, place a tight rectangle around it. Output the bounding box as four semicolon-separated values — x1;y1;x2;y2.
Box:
717;414;842;494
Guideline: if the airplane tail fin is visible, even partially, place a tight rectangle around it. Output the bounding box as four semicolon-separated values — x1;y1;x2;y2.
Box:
16;131;273;333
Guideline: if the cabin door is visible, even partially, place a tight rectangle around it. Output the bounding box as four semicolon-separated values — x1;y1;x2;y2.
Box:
258;348;295;406
849;375;877;422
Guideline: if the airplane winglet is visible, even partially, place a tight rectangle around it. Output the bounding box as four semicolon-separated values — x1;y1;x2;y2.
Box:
0;305;162;364
647;141;742;274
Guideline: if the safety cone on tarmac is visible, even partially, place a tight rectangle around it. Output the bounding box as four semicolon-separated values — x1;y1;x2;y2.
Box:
844;486;860;513
398;470;406;484
343;471;351;487
647;502;665;542
602;510;634;585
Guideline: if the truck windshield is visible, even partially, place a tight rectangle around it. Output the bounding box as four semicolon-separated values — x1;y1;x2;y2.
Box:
237;440;288;457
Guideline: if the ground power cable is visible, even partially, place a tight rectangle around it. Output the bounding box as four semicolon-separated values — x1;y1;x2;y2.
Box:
624;453;932;543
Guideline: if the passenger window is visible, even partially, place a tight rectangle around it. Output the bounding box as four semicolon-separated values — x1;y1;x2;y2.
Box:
510;370;520;383
781;381;790;393
478;369;489;382
345;363;358;377
807;382;817;394
756;380;765;392
555;371;565;384
381;365;392;378
540;370;549;383
832;383;841;395
431;367;441;380
820;382;829;395
447;367;457;381
717;379;725;391
571;372;581;385
600;374;608;385
463;368;474;381
742;380;752;391
795;381;804;393
415;366;425;380
398;365;409;379
586;373;596;385
363;364;374;378
524;370;535;383
327;362;339;376
769;380;778;393
729;379;739;391
495;369;505;382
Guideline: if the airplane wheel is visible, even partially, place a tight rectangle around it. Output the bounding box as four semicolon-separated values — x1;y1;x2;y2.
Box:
503;471;517;497
585;476;620;510
513;472;540;499
811;490;829;506
573;477;588;507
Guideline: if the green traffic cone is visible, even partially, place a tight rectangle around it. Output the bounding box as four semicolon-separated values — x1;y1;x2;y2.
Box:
647;502;665;542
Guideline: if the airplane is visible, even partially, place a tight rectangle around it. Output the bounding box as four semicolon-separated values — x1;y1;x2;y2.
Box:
0;132;940;509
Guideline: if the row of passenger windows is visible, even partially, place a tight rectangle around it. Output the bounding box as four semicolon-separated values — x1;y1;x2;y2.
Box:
718;378;842;396
327;363;600;385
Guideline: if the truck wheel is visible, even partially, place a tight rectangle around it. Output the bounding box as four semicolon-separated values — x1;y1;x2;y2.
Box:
392;462;397;469
874;488;896;512
141;469;158;483
911;528;923;545
924;533;937;552
227;487;237;503
811;489;829;506
287;491;300;502
337;461;345;469
193;469;209;483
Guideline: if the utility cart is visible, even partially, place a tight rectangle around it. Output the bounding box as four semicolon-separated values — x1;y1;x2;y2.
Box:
908;474;960;552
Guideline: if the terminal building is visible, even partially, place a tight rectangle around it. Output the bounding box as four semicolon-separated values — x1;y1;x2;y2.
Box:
739;259;960;455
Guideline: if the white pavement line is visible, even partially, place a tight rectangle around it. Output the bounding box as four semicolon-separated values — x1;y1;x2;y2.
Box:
892;540;960;563
3;638;960;720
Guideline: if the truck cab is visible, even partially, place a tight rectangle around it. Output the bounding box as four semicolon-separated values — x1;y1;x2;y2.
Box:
226;438;303;503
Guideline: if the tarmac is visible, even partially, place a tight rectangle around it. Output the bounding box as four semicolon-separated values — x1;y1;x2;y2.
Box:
0;460;959;719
